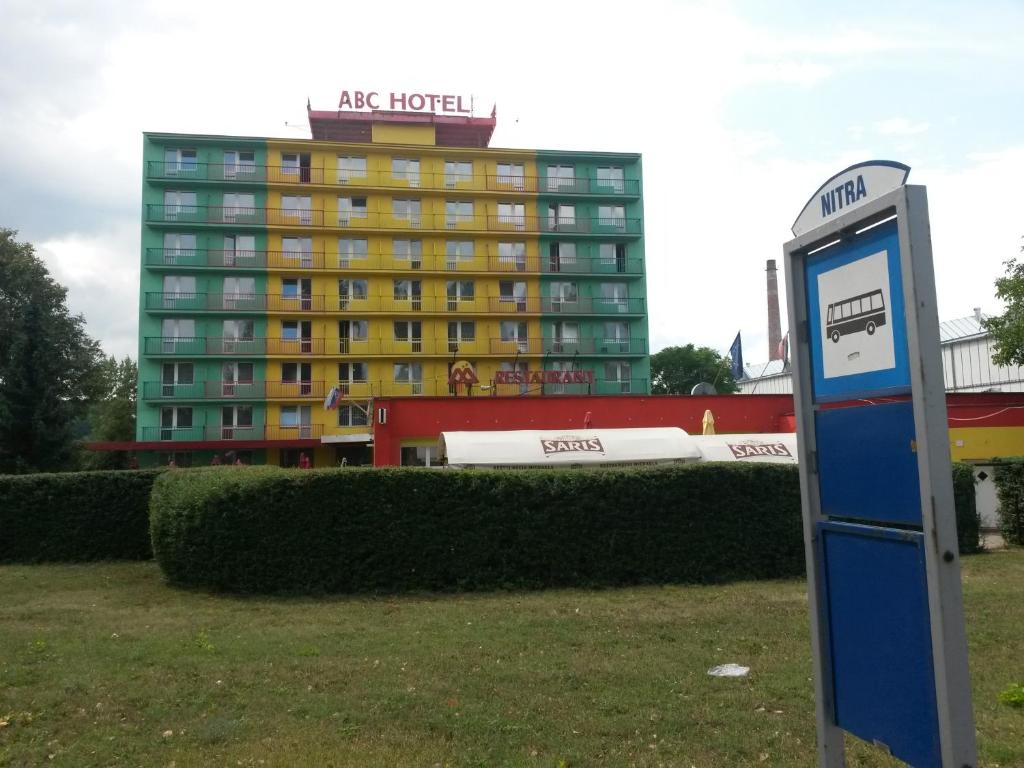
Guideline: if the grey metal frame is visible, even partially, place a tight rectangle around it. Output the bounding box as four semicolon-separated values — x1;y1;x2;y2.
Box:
783;185;977;767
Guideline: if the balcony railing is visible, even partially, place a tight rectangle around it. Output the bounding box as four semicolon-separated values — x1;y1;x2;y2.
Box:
144;248;646;276
146;162;641;197
145;206;642;235
490;377;650;396
145;292;646;316
541;337;648;355
142;381;340;400
140;424;324;442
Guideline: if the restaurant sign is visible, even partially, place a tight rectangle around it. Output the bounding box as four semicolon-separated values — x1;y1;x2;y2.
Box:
495;370;595;385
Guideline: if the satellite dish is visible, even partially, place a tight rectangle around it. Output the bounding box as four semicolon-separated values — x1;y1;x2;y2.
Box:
691;382;717;396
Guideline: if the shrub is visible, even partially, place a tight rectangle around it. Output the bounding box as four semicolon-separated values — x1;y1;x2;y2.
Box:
149;464;807;594
951;462;982;555
994;459;1024;545
0;469;163;562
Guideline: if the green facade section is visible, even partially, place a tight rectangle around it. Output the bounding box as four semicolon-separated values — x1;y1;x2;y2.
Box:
535;150;650;394
138;134;270;442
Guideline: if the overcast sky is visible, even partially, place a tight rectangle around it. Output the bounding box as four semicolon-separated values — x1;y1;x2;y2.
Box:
2;0;1022;363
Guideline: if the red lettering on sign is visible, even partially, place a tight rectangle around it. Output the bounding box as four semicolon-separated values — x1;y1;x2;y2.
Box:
442;95;455;112
408;93;425;111
390;92;407;110
456;95;469;113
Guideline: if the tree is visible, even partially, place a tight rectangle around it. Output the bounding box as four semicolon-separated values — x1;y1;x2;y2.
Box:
983;245;1024;367
79;355;138;470
650;344;739;395
0;229;105;473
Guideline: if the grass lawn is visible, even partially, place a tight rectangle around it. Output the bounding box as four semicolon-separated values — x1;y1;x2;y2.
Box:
1;550;1022;768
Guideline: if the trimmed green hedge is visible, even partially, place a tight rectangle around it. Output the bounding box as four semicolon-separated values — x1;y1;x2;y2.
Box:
150;464;807;593
0;469;163;562
994;459;1024;545
952;462;982;555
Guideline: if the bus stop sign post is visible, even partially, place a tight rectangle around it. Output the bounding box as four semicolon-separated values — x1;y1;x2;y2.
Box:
783;162;977;768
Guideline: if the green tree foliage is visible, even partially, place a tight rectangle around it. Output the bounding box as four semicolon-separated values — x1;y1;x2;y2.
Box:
983;249;1024;367
0;229;105;473
650;344;739;395
80;355;138;470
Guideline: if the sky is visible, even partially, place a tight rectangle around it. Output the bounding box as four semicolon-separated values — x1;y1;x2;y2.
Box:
2;0;1022;364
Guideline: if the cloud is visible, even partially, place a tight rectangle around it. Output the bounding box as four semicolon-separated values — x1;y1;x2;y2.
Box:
874;118;930;136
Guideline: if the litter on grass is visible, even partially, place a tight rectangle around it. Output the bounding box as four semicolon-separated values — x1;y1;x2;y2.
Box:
707;663;750;678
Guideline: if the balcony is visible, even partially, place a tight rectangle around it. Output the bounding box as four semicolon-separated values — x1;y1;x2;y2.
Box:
145;293;645;316
144;336;551;357
144;248;645;276
142;381;340;400
145;206;642;236
146;162;640;197
139;424;324;442
489;377;650;396
542;337;648;355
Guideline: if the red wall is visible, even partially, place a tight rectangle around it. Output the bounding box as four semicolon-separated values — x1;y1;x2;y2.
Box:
372;394;796;466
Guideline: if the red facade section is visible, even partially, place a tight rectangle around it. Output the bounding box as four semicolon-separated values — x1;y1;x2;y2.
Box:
371;395;796;466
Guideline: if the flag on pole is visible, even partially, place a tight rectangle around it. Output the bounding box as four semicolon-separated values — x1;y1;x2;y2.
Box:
729;332;744;381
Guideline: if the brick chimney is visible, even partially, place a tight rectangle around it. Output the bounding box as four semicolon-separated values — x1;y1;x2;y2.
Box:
767;259;783;361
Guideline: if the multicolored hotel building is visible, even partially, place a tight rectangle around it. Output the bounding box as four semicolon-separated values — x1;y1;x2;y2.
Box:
136;104;649;466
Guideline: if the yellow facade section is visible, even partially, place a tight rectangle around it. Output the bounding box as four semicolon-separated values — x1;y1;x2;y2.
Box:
949;426;1024;462
372;123;435;145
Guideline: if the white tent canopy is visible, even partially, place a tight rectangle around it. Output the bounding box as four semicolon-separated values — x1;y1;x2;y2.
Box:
688;433;798;464
439;427;702;468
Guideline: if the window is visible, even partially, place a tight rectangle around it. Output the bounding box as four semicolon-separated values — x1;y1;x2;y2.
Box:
281;236;312;267
392;158;420;186
550;281;578;310
444;160;473;186
598;204;626;230
281;153;311;182
547;203;576;231
392;198;421;226
445;200;473;227
338;361;368;390
339;278;368;309
446;280;474;310
221;405;254;438
445;240;474;265
599;242;628;272
500;320;528;352
393;320;422;344
339;402;369;427
161;318;195;352
223;192;255;223
497;241;526;271
280;405;313;437
393;279;421;303
161;362;194;397
604;321;630;352
548;242;577;272
548;360;578;394
546;164;575;191
164;148;197;174
447;321;475;352
224;235;257;267
393;239;423;264
496;162;525;190
337;155;367;183
497;202;525;230
401;445;438;467
498;280;527;311
160;406;193;439
604;361;632;392
339;319;368;341
281;278;312;311
163;191;197;220
596;165;625;194
601;282;628;311
282;362;312;395
551;321;579;353
222;276;255;309
282;195;312;225
338;196;368;224
221;361;254;396
338;237;369;266
162;233;197;264
393;362;423;388
162;274;196;298
223;150;255;179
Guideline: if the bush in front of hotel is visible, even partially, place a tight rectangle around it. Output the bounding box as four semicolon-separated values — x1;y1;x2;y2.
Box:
951;462;982;554
0;469;163;562
149;463;808;593
994;458;1024;545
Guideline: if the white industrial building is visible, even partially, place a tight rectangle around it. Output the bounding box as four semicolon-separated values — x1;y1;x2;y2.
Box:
739;310;1024;395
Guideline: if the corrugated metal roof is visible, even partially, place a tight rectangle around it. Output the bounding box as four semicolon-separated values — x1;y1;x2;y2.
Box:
940;313;989;343
742;360;787;380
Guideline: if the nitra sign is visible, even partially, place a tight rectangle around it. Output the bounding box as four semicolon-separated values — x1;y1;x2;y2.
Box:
338;89;472;114
791;161;911;237
784;161;977;767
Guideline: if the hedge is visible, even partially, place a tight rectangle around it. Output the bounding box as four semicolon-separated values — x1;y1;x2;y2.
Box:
0;469;163;562
994;459;1024;545
150;464;808;593
952;462;982;554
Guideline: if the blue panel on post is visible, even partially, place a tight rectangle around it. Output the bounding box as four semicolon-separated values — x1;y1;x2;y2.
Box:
819;522;939;768
816;400;921;526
